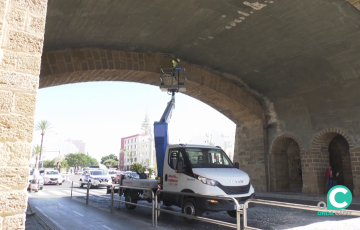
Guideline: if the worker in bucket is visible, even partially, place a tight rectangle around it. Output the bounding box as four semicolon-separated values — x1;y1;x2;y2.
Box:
172;58;182;77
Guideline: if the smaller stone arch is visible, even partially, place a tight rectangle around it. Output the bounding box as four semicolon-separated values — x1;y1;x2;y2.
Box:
270;134;304;192
308;128;357;195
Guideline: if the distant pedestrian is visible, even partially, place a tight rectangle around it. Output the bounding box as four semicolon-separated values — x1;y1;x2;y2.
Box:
329;165;339;189
325;165;331;192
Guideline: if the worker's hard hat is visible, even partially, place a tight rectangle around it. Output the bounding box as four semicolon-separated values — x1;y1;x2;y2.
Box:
176;58;180;63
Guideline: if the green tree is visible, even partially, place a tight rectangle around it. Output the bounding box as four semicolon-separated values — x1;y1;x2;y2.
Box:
61;159;69;169
32;145;41;169
35;120;52;168
148;168;154;176
43;159;55;168
103;159;118;168
130;163;144;173
65;153;99;168
100;154;118;164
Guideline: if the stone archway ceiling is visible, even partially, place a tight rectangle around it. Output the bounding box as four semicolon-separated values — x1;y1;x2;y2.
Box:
43;0;360;130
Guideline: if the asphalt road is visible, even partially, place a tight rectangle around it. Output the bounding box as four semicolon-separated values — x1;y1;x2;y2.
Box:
27;174;360;230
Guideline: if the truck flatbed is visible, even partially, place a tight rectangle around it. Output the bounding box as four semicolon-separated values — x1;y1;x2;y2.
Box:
122;179;158;189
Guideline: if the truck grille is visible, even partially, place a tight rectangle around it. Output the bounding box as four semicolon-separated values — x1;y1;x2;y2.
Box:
217;183;250;195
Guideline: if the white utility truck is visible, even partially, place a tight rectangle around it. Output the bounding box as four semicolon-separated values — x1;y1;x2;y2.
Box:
118;66;255;220
119;144;255;219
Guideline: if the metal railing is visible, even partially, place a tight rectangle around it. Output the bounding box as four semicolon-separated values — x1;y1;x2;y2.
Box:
155;190;243;230
243;199;360;230
70;182;155;226
115;185;155;226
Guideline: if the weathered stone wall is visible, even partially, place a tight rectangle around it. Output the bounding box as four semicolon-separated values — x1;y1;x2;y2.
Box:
0;0;47;229
234;120;267;192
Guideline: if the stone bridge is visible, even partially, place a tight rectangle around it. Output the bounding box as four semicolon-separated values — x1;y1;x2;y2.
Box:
1;0;360;228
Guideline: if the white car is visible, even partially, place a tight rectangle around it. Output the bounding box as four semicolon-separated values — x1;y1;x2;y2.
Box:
107;170;117;182
42;170;63;185
79;170;112;188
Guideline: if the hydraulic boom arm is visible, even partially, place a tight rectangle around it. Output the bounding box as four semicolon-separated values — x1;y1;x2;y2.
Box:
154;93;175;177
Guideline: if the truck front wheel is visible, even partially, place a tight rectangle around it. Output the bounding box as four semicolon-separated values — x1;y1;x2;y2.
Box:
125;191;137;210
182;198;201;223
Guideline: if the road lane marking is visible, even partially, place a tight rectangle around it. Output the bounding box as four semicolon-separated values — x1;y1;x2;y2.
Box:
90;190;107;195
73;211;83;217
58;203;63;207
47;190;68;196
102;225;113;230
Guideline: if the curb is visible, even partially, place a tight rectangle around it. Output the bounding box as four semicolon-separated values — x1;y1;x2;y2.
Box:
256;193;360;205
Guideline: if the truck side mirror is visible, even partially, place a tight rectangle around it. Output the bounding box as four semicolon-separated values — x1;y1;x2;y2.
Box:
235;162;239;169
176;161;183;173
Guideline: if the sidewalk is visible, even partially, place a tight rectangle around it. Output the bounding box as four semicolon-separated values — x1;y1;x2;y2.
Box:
27;197;167;230
256;191;360;205
25;203;53;230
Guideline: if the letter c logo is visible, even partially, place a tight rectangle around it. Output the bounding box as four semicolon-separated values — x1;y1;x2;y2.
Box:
327;185;352;210
329;187;348;208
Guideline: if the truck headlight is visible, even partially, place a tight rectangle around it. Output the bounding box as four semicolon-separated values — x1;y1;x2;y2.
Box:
195;175;218;186
44;177;50;180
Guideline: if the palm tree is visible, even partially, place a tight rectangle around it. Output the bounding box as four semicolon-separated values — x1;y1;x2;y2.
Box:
32;145;41;169
35;120;52;168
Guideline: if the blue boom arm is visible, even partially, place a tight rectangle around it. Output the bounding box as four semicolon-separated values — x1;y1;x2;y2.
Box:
154;96;175;177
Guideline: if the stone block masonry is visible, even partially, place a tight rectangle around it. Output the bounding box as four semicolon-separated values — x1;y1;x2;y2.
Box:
0;0;47;229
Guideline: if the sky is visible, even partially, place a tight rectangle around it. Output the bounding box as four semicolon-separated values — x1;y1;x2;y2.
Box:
31;82;236;161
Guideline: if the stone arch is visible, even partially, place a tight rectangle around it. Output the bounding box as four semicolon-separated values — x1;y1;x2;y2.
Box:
308;128;358;195
40;49;264;124
39;49;269;191
270;134;304;192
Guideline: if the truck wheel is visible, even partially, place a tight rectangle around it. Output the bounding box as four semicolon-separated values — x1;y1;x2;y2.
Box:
125;191;137;210
182;198;201;223
227;210;237;218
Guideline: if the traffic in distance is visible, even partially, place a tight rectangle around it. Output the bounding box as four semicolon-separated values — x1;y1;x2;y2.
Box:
28;168;66;192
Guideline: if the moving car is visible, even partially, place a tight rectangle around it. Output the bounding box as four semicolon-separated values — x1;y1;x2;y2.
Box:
28;169;44;191
114;171;139;184
42;170;63;185
75;170;83;175
79;170;112;188
107;170;117;182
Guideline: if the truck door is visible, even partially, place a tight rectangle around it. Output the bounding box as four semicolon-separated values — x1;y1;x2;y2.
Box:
162;148;188;205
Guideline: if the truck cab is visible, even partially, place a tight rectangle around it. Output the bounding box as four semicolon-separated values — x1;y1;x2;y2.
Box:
161;144;255;218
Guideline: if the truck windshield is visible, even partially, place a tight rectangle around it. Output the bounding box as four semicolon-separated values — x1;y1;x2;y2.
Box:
184;148;234;168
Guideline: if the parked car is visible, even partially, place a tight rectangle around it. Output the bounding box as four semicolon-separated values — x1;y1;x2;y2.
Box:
41;170;63;185
28;169;44;191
